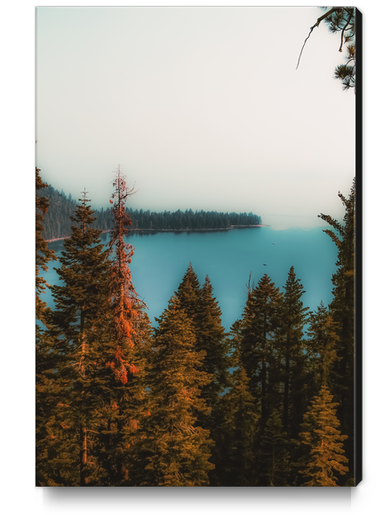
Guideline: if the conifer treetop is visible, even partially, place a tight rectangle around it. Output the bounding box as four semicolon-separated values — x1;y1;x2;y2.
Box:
299;385;349;486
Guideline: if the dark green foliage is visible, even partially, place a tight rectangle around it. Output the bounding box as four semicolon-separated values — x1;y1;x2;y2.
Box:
35;173;357;487
306;301;339;390
212;361;259;486
298;7;356;91
259;408;290;486
319;179;356;478
36;168;57;324
44;194;112;485
36;328;79;486
128;208;262;231
37;183;77;239
50;198;110;341
279;267;309;438
37;184;262;239
322;7;356;91
239;274;283;427
197;275;230;406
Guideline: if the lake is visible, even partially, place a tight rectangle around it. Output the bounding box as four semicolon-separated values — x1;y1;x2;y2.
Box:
42;226;338;330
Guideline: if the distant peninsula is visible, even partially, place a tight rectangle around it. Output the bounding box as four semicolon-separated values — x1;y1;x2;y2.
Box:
38;184;262;241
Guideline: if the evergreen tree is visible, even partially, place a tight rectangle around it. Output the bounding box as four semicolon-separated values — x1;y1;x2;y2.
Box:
36;167;57;325
322;7;356;90
306;301;340;391
212;361;258;486
49;189;111;485
319;179;356;478
175;268;229;403
175;267;230;482
97;166;152;485
36;167;60;485
175;263;201;322
239;274;283;429
297;385;348;486
142;296;214;486
279;266;309;438
197;275;229;405
259;408;290;486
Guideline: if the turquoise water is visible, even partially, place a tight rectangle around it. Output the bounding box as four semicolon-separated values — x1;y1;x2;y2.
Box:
43;226;338;330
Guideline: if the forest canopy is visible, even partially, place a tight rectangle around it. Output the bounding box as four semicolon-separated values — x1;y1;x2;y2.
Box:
38;184;262;240
36;168;358;487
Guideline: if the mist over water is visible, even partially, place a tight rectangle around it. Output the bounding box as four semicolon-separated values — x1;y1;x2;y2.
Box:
43;226;337;330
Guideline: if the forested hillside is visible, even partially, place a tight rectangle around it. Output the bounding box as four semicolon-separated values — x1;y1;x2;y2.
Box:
36;168;358;487
38;185;262;240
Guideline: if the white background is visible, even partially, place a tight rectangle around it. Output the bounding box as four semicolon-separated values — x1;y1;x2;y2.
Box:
0;1;387;514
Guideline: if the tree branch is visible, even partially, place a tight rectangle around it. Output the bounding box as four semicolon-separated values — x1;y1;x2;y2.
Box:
338;13;354;52
296;7;341;70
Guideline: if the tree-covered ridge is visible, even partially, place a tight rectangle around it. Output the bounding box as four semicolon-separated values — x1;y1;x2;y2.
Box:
38;184;262;240
36;168;358;487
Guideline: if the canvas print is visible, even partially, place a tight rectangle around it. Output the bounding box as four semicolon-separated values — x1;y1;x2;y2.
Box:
35;6;361;487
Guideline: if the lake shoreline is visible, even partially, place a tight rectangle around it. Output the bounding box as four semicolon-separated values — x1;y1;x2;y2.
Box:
45;224;266;242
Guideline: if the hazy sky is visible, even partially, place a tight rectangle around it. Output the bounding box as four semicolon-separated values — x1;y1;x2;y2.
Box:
36;6;355;228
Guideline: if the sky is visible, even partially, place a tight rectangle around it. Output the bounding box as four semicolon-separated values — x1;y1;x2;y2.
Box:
36;6;355;228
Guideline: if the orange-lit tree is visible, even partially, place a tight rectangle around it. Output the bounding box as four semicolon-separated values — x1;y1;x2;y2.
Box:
36;167;61;486
96;166;151;485
142;296;214;486
175;263;201;322
175;266;230;483
297;385;348;486
107;166;140;380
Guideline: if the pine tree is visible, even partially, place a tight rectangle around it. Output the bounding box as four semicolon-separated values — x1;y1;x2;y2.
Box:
175;267;229;406
196;275;228;406
49;189;111;486
36;167;60;485
142;296;214;486
306;301;340;391
259;408;290;486
297;386;348;486
175;262;201;322
322;7;356;91
212;358;259;486
239;274;283;429
36;167;57;325
107;166;141;381
279;266;309;438
175;266;230;482
319;179;356;478
96;166;152;486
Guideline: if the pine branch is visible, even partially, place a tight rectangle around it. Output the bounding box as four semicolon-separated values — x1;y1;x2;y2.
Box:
338;12;354;52
296;7;341;70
